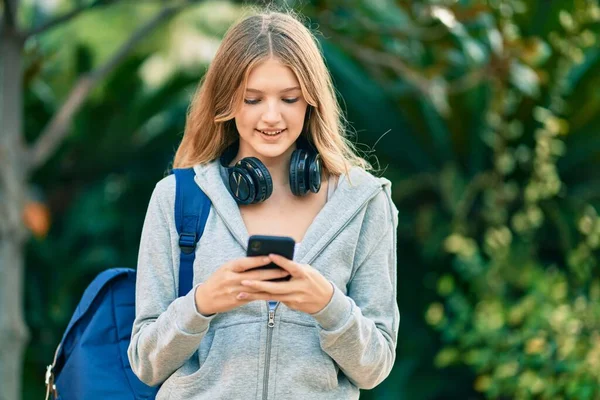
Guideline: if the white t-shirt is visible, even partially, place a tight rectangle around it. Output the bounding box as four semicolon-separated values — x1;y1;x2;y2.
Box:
268;175;337;309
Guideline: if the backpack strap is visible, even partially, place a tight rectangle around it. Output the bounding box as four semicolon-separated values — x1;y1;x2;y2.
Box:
173;168;211;297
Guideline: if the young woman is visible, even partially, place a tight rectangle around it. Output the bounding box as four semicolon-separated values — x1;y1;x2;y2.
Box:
128;9;399;400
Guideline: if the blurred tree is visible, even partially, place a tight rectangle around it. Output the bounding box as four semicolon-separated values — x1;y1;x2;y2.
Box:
0;1;218;398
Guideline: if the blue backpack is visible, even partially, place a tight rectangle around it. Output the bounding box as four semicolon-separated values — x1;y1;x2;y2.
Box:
44;168;211;400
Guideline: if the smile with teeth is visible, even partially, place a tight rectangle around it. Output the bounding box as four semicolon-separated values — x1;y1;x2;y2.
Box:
257;128;286;136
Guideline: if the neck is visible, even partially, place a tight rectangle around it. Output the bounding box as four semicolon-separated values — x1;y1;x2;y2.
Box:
259;157;291;187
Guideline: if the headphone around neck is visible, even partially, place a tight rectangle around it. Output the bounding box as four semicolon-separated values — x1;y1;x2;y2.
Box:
220;137;322;205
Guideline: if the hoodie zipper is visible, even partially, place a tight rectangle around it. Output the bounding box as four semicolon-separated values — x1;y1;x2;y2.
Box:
263;301;278;400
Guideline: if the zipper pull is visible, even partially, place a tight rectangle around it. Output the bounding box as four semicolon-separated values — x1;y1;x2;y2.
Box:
268;310;275;328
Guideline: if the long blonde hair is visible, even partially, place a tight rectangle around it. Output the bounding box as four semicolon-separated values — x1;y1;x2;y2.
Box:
173;9;370;175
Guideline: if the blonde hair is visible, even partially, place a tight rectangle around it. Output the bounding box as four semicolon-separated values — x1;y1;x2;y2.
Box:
173;9;370;176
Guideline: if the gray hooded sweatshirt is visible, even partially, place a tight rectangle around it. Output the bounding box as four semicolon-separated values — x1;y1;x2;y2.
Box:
128;160;400;400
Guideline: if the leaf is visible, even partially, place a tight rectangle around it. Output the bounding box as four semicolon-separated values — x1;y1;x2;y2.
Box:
509;60;540;98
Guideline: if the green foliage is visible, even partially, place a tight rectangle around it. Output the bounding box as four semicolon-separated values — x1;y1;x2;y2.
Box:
311;0;600;398
21;0;600;399
427;1;600;396
432;225;600;398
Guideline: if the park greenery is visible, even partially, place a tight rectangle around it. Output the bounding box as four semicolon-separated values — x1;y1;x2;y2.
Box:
3;0;600;399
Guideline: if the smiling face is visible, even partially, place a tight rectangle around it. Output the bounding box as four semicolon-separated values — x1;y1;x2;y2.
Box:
233;57;309;162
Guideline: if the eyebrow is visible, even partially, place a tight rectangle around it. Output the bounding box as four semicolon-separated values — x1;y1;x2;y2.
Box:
245;86;301;94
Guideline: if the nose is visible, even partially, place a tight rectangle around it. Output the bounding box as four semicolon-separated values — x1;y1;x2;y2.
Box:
261;100;282;124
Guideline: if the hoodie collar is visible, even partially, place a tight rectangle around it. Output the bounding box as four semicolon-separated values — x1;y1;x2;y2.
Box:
193;160;386;264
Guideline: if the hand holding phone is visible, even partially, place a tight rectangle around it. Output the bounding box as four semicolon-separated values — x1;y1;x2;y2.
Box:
246;235;295;282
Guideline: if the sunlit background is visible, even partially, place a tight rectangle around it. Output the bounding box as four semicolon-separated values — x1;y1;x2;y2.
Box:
2;0;600;399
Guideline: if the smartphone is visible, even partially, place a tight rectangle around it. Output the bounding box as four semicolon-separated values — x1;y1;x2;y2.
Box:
246;235;295;281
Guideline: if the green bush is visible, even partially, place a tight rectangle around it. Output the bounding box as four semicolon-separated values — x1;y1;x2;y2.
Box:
414;1;600;398
310;0;600;398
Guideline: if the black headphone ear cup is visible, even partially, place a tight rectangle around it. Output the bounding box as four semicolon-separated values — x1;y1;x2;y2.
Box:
296;150;310;196
289;149;302;196
241;157;272;203
228;166;256;205
308;153;322;193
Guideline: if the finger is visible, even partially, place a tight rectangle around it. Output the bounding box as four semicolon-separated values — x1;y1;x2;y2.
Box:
236;291;293;302
231;285;264;294
230;256;271;273
268;254;303;276
240;279;294;294
241;267;290;282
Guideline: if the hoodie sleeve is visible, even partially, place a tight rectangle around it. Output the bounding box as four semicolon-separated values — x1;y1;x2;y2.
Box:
310;184;400;390
127;176;215;387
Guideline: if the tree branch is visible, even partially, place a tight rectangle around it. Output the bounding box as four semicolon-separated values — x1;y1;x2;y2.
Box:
337;37;433;98
337;35;490;97
27;2;194;171
447;67;490;94
351;12;449;41
24;0;121;38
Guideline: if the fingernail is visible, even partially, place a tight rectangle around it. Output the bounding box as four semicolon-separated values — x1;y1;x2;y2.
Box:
237;293;247;299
